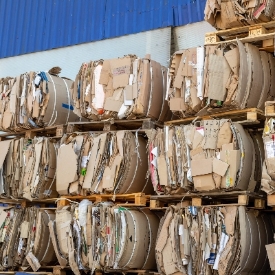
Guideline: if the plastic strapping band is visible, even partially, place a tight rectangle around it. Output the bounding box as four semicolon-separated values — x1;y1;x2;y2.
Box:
62;78;71;125
121;210;137;268
47;73;57;126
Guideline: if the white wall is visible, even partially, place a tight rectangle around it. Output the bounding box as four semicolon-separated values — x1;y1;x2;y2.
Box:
173;21;215;51
0;27;171;79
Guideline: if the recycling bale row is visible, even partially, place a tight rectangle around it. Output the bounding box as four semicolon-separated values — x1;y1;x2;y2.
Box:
167;42;275;118
0;206;56;271
71;55;172;122
0;67;78;131
148;119;264;195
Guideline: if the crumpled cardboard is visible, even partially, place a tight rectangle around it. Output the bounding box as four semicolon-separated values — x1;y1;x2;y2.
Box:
205;0;275;30
50;201;161;272
71;55;171;123
261;118;275;194
0;206;56;271
0;68;78;131
201;41;275;114
56;131;153;195
149;120;263;193
156;205;275;275
0;137;58;200
167;47;204;118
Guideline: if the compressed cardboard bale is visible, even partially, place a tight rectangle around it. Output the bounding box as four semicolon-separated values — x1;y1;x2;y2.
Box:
261;118;275;194
156;206;274;275
201;41;275;113
205;0;275;30
50;201;161;272
71;55;169;122
167;47;204;119
0;137;58;200
18;207;57;271
0;69;78;132
0;207;24;270
56;131;153;196
149;119;260;194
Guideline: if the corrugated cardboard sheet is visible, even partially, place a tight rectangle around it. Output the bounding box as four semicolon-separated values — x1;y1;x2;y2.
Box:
0;137;58;200
169;42;275;118
0;68;78;131
148;120;263;194
50;201;162;272
72;55;171;122
0;206;56;271
156;205;274;275
261;118;275;194
56;131;153;195
167;47;204;118
205;0;275;30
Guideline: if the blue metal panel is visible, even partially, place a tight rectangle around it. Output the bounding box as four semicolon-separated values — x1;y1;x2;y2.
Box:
0;0;207;58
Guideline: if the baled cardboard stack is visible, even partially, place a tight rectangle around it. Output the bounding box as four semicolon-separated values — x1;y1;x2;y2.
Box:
71;55;171;122
205;0;275;30
49;200;161;273
56;131;152;196
148;120;264;194
168;42;275;117
0;206;56;271
168;47;205;117
156;205;274;275
0;137;58;200
0;68;78;131
261;118;275;194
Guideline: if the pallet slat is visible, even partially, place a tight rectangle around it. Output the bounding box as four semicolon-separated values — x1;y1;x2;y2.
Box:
165;108;265;126
150;191;266;209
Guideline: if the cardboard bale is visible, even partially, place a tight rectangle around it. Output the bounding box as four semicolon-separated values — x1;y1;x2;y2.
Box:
0;206;56;271
261;118;275;194
148;119;261;194
0;69;78;132
201;41;275;113
0;137;58;200
167;47;204;119
50;201;161;272
204;0;275;30
156;205;274;275
57;131;153;195
71;55;169;122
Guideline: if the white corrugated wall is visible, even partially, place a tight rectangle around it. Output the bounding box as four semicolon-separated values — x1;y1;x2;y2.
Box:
173;21;216;51
0;28;171;80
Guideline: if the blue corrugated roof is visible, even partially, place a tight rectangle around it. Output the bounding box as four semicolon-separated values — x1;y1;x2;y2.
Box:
0;0;206;58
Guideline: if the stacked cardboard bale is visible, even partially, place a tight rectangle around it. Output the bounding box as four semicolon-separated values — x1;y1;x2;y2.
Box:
167;43;275;118
147;120;264;194
156;205;274;275
0;206;56;271
0;137;58;200
49;200;161;273
56;131;152;196
261;118;275;194
205;0;275;29
71;55;171;122
0;68;78;131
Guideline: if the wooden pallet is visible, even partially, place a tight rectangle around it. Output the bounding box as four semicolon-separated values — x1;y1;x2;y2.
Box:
0;198;57;208
104;269;158;275
165;108;265;126
0;118;162;140
267;194;275;207
57;193;150;208
205;20;275;52
0;272;53;275
150;191;266;209
265;101;275;117
67;118;162;132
